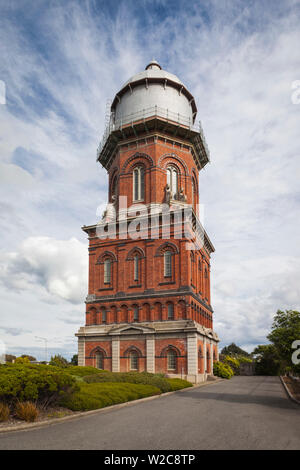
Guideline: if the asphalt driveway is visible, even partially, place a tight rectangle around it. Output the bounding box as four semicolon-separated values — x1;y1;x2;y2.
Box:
0;376;299;450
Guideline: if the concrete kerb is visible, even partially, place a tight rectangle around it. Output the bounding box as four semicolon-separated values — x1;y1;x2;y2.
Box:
0;378;224;434
280;375;300;406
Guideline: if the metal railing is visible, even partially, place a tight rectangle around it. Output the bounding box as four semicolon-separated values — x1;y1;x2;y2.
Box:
97;105;210;160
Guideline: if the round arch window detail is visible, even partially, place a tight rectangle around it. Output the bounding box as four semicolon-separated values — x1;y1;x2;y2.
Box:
129;351;139;370
166;166;178;199
167;349;177;371
133;166;145;201
95;351;104;369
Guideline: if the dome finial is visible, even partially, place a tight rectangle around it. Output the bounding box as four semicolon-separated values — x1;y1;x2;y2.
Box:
145;60;162;71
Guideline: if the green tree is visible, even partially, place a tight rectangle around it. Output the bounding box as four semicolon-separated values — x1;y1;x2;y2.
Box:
21;355;36;362
70;354;78;366
49;354;69;368
252;344;282;376
221;343;250;358
15;356;30;364
267;309;300;373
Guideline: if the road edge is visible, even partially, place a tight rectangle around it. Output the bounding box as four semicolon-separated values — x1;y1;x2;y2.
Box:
280;375;300;406
0;378;224;434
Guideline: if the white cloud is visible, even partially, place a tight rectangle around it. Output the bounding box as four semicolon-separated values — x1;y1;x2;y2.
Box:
0;236;88;304
0;0;299;357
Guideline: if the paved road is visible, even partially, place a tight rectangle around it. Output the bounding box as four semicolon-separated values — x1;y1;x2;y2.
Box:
0;376;299;450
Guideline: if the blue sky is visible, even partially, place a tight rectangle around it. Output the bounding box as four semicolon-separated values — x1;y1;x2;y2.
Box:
0;0;300;360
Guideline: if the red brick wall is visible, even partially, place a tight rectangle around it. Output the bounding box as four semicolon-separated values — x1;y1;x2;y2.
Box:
84;136;213;337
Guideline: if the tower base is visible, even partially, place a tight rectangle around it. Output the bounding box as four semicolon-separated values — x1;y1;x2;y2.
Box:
76;320;219;384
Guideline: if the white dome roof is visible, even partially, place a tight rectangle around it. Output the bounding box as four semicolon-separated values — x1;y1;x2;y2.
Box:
121;63;184;90
111;62;197;124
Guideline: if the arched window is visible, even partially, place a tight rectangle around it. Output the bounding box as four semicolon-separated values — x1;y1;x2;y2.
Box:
167;166;178;199
95;352;104;369
164;250;172;277
167;303;174;320
133;166;144;201
133;306;139;322
134;255;139;281
167;349;176;371
130;351;138;370
104;259;112;284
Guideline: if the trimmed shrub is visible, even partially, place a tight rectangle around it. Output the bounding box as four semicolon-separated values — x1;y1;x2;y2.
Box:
0;364;77;407
224;356;240;375
60;382;161;411
0;402;10;422
15;401;39;422
66;366;107;377
166;379;193;391
83;371;192;393
213;361;234;379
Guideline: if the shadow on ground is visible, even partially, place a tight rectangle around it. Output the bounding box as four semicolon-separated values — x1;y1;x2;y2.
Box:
176;378;300;411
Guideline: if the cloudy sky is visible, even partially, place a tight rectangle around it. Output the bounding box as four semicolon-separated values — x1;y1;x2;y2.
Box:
0;0;299;360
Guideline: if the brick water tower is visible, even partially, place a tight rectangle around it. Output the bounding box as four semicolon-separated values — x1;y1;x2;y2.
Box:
76;61;219;382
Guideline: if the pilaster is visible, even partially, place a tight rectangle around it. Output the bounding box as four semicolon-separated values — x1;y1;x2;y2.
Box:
112;337;120;372
146;335;155;373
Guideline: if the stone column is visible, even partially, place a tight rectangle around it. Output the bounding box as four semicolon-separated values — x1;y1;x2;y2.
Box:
146;334;155;373
112;337;120;372
210;342;214;375
203;335;207;375
187;333;198;383
78;338;85;366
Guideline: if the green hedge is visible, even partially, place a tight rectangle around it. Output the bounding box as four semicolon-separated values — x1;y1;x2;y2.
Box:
0;364;77;406
59;382;161;411
166;378;193;391
213;361;234;379
66;366;107;377
83;371;192;393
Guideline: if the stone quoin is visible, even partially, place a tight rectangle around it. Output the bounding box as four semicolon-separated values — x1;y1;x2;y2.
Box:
76;61;219;383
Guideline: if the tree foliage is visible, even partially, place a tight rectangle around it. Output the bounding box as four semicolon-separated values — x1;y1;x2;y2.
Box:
49;354;69;368
252;344;282;376
15;356;30;364
267;310;300;372
70;354;78;366
21;355;36;362
221;343;250;358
